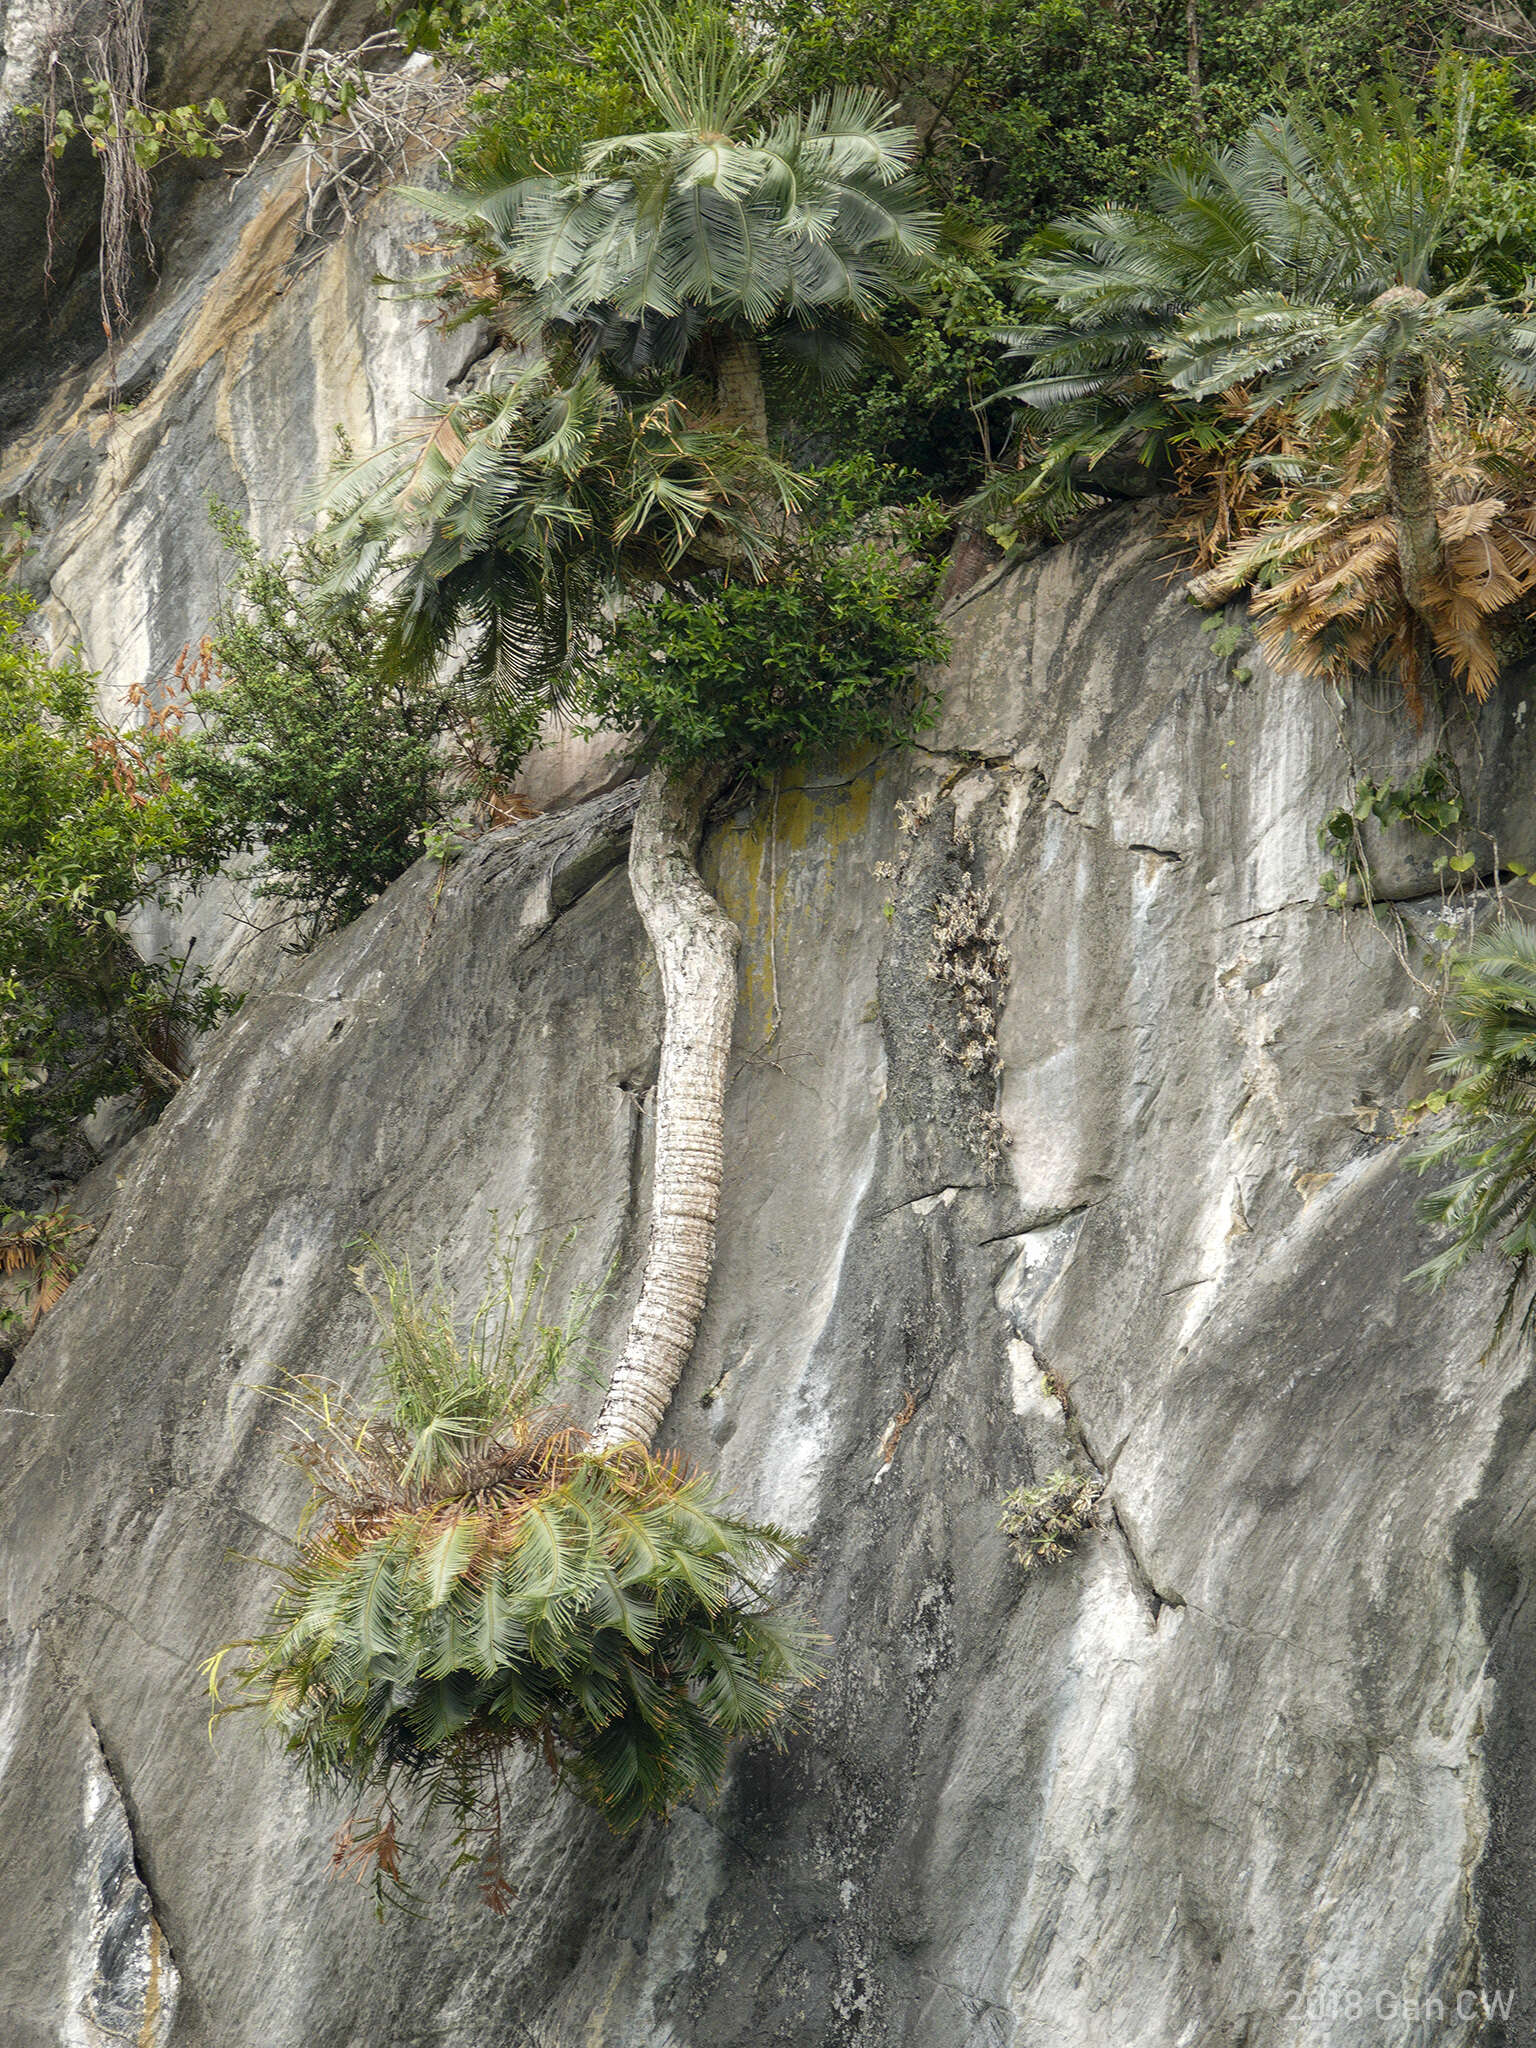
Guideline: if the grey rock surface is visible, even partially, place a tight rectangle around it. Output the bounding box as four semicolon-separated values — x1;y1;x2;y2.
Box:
5;504;1536;2045
0;0;383;430
74;1720;180;2046
0;78;489;1011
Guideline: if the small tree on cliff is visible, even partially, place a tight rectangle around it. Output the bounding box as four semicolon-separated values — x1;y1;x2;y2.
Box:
991;70;1536;698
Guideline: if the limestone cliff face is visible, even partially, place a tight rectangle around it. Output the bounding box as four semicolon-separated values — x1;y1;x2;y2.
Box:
0;0;380;428
5;475;1536;2041
6;37;1536;2048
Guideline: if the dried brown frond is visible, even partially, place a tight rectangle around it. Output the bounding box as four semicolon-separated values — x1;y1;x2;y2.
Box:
331;1812;404;1889
1174;394;1536;704
878;1388;917;1466
0;1207;93;1326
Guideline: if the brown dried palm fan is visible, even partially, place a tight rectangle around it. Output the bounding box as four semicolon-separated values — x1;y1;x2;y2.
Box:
1174;396;1536;709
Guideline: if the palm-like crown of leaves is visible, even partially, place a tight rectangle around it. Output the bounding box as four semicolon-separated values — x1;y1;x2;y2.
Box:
208;1244;821;1908
418;10;938;382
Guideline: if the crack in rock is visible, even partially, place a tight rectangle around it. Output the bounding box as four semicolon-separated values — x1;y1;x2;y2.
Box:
74;1720;179;2047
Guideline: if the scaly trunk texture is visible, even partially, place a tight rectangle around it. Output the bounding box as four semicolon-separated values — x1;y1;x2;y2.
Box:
592;759;740;1450
1387;366;1445;623
714;332;769;447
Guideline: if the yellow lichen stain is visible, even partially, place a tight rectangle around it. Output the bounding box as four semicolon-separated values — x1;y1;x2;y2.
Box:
705;751;885;1043
138;1918;164;2048
581;1949;640;2046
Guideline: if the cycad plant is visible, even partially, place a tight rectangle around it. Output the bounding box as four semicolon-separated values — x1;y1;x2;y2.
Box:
320;17;945;1465
418;8;939;440
991;68;1536;696
1166;394;1536;704
1412;923;1536;1341
318;358;802;1459
320;352;798;715
208;1246;820;1909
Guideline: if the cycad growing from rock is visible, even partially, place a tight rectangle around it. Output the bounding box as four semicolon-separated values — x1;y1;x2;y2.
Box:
209;1247;820;1907
322;352;798;1457
328;16;941;1460
994;70;1536;698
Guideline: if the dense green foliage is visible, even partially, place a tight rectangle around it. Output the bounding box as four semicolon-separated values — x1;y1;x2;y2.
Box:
585;467;947;768
0;597;232;1145
393;2;1529;500
167;520;469;943
322;354;796;716
777;247;1014;491
209;1246;820;1905
994;68;1536;529
760;0;1448;226
323;19;950;780
1412;925;1536;1338
405;0;1448;228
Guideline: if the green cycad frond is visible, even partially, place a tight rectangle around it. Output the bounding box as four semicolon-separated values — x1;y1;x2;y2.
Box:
1412;922;1536;1339
995;66;1527;483
622;5;779;144
432;9;936;382
316;355;800;729
211;1243;823;1909
984;63;1536;700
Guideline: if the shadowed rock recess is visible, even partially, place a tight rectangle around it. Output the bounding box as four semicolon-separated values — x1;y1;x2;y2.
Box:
7;498;1536;2044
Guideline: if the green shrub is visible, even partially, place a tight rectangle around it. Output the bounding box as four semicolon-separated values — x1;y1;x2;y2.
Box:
583;467;949;772
776;250;1016;497
0;595;233;1145
208;1244;822;1910
167;515;493;945
761;0;1449;229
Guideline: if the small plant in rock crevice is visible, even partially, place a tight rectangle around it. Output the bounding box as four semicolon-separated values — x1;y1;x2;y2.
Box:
928;872;1008;1084
879;793;1011;1167
207;1241;822;1912
999;1469;1105;1572
0;1205;92;1337
1316;754;1470;914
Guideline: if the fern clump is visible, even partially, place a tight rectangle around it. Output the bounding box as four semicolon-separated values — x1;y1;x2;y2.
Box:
999;1469;1104;1572
1412;924;1536;1341
209;1246;821;1908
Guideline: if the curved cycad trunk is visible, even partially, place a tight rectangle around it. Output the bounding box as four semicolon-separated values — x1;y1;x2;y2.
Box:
1387;363;1446;623
592;759;740;1451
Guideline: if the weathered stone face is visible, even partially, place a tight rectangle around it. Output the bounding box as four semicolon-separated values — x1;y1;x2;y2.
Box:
0;0;382;430
4;489;1536;2044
